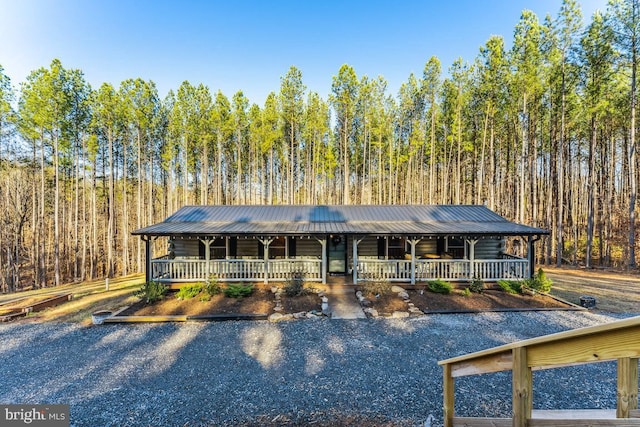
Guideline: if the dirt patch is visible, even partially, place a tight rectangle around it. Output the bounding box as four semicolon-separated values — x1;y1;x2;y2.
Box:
545;266;640;312
409;289;570;312
0;295;55;310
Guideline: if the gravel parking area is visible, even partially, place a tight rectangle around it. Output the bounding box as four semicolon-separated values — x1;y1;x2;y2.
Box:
0;311;636;427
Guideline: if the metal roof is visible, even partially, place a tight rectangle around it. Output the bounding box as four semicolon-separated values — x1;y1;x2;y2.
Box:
132;205;549;237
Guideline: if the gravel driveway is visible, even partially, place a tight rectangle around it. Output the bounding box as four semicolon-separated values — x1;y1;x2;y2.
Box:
0;311;636;427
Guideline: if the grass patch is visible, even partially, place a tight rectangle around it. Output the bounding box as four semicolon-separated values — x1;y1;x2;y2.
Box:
3;274;145;325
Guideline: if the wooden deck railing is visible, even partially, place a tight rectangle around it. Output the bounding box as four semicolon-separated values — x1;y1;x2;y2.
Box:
438;316;640;427
151;258;322;282
152;256;528;284
357;258;529;282
357;259;413;281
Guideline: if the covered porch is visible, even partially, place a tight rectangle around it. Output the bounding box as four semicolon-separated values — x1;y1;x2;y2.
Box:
143;235;534;285
133;205;548;286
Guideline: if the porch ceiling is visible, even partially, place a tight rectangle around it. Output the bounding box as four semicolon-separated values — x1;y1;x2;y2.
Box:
132;205;549;238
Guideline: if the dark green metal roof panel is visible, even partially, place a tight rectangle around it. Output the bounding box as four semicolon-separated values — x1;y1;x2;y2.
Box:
132;205;549;237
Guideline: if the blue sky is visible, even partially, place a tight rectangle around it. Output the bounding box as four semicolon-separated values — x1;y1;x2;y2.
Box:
1;0;606;105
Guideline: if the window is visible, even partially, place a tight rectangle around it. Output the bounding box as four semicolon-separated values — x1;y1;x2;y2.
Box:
387;237;406;259
199;238;228;259
211;238;226;259
269;237;286;259
446;237;465;259
377;237;406;259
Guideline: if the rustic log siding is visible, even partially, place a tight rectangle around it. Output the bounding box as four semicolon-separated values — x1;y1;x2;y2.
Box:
475;237;505;259
172;238;199;258
170;235;505;260
236;239;259;258
416;239;438;256
295;238;322;257
358;237;379;257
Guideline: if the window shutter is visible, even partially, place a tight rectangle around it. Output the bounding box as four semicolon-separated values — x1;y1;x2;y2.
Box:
377;238;385;259
229;237;237;257
258;240;264;257
288;237;296;257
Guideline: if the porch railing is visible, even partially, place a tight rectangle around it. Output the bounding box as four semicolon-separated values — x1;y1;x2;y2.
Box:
471;258;528;280
357;259;413;282
152;259;208;282
268;259;322;281
152;256;528;283
151;258;322;282
358;257;529;282
209;259;265;281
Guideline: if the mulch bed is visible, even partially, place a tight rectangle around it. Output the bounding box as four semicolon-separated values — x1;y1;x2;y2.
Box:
280;293;322;313
361;292;409;316
119;288;322;317
119;289;273;316
409;289;571;312
359;286;572;316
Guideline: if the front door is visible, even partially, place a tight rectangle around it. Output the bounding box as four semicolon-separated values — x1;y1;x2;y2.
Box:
328;235;346;273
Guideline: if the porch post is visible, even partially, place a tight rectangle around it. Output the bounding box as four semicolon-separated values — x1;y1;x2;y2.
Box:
142;235;151;283
352;236;365;284
466;239;477;280
527;236;536;278
617;357;639;418
315;236;327;284
260;238;273;284
353;236;358;283
200;238;211;282
408;238;420;285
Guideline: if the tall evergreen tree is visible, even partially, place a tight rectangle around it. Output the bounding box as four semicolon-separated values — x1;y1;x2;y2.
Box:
279;66;306;204
331;64;359;204
609;0;640;267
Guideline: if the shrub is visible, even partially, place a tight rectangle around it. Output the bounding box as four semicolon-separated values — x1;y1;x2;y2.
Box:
469;277;484;294
497;279;523;294
461;287;471;297
284;271;313;297
428;279;452;294
176;283;203;300
203;279;222;297
526;268;552;293
136;280;168;304
224;283;254;298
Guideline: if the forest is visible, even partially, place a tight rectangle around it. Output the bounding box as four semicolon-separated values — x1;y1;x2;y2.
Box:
1;0;639;292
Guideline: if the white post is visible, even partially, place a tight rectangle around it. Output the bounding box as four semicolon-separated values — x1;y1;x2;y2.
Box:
467;239;478;280
142;235;151;284
315;237;327;284
200;238;211;282
260;238;273;284
353;236;358;283
352;236;365;284
409;238;420;285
